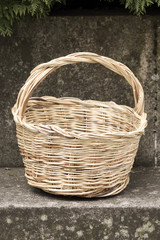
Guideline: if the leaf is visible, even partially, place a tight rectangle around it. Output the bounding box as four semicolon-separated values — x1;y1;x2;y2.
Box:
13;4;20;16
125;0;132;9
19;5;26;16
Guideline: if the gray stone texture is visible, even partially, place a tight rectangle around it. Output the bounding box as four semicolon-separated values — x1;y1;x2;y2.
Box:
1;167;160;240
0;16;159;167
157;22;160;165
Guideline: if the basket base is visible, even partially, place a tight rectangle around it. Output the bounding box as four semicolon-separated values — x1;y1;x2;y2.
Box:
27;175;130;198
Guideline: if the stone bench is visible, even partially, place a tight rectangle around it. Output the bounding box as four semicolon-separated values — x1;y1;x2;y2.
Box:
1;167;160;240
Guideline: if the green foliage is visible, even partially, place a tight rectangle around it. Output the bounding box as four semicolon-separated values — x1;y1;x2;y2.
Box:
0;0;65;37
0;0;160;37
121;0;160;15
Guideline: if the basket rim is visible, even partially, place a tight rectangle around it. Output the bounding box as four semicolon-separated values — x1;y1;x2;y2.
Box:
12;96;147;139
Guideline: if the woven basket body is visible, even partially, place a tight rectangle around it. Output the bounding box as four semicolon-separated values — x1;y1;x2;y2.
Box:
12;52;147;197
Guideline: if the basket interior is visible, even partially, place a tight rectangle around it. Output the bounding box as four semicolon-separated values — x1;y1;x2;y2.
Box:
24;97;141;135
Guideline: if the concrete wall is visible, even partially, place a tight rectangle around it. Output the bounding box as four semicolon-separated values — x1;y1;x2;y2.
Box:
0;15;159;167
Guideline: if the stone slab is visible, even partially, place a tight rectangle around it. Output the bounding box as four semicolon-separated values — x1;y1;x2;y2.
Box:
157;22;160;165
0;167;160;240
0;16;157;166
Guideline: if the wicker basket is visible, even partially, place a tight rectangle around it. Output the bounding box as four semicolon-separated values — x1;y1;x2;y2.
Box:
12;52;147;198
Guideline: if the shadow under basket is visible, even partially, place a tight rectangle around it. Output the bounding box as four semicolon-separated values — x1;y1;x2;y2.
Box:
12;52;147;198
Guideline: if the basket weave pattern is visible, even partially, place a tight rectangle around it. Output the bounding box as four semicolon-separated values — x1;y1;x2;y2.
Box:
12;52;147;197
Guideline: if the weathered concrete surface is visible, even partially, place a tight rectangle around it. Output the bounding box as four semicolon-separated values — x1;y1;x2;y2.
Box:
0;167;160;240
0;16;158;166
157;23;160;165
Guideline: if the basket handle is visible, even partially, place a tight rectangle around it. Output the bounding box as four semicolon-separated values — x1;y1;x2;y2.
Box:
14;52;144;120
